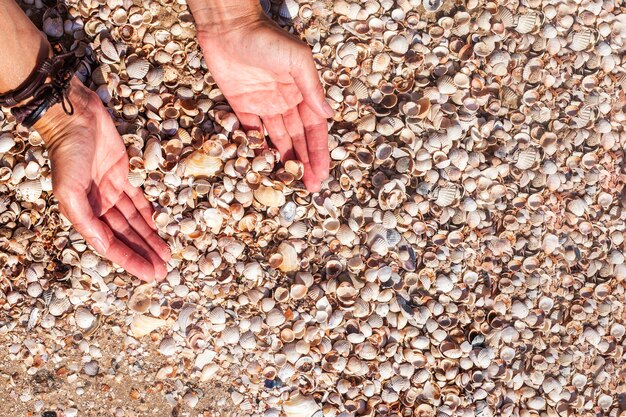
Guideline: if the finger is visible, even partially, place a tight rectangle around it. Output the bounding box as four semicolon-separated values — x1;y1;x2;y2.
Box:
299;101;330;182
262;114;295;162
125;182;157;230
102;207;167;281
116;193;171;263
58;189;155;281
290;51;334;119
234;111;263;133
283;108;321;193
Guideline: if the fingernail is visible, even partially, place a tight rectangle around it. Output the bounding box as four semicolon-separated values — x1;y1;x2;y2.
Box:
91;236;107;254
323;100;334;117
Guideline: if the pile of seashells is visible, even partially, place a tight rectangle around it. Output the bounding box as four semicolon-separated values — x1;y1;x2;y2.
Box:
1;0;626;416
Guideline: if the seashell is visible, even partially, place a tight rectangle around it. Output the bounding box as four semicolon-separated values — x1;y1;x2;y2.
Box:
43;8;64;38
283;394;323;417
515;149;537;170
350;79;368;100
434;186;458;207
184;151;223;178
222;326;240;344
279;0;299;19
75;307;96;330
422;0;443;12
100;37;121;63
158;337;176;356
131;315;166;338
266;308;286;327
274;241;298;272
0;133;15;153
143;140;163;171
16;180;42;202
127;58;150;79
388;35;409;54
128;289;151;314
516;13;538;34
570;30;593;52
49;295;70;317
437;76;457;95
209;306;226;325
146;67;164;86
254;185;286;208
372;53;391;72
288;222;308;238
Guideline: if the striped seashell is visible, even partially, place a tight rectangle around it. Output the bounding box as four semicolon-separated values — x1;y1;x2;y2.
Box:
221;325;240;344
185;151;223;178
100;37;120;63
372;52;391;72
515;149;537;170
49;294;70;317
288;222;308;238
437;75;457;95
146;67;164;86
515;13;538;34
350;79;369;100
570;30;593;52
158;336;176;356
126;58;150;79
209;306;226;325
370;236;389;256
496;7;515;27
434;185;458;207
92;64;111;85
127;171;145;187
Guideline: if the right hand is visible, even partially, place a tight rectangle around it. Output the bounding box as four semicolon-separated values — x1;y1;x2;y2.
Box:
34;78;171;281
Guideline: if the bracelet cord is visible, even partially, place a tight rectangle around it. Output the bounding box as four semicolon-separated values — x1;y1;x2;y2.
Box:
1;45;80;128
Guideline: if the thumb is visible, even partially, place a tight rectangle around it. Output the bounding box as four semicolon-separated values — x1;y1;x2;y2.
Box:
291;49;334;119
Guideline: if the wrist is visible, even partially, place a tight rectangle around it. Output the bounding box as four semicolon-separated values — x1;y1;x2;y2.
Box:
187;0;264;38
33;77;94;148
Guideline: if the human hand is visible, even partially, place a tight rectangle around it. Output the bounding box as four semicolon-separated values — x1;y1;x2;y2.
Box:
34;78;171;281
193;5;333;192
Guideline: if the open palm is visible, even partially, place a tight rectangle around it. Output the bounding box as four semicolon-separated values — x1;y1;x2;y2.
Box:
37;79;170;281
197;18;333;192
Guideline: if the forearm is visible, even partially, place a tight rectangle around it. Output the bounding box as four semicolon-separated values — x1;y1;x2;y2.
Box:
186;0;263;36
0;1;50;92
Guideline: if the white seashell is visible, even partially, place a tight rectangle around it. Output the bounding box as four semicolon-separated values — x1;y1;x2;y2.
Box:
158;336;176;356
388;35;409;54
0;133;15;153
515;13;538;34
434;186;457;207
84;361;99;376
75;307;96;330
437;76;457;95
48;295;70;317
143;140;163;171
16;180;42;202
208;307;226;326
222;325;240;344
266;308;286;327
283;395;322;417
515;149;537;170
276;242;299;272
253;185;286;208
100;37;121;63
130;315;166;338
288;222;308;238
178;303;196;335
126;58;150;79
570;30;593;52
184;151;223;178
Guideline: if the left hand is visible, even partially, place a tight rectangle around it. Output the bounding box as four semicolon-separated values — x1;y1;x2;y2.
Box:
195;10;333;192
